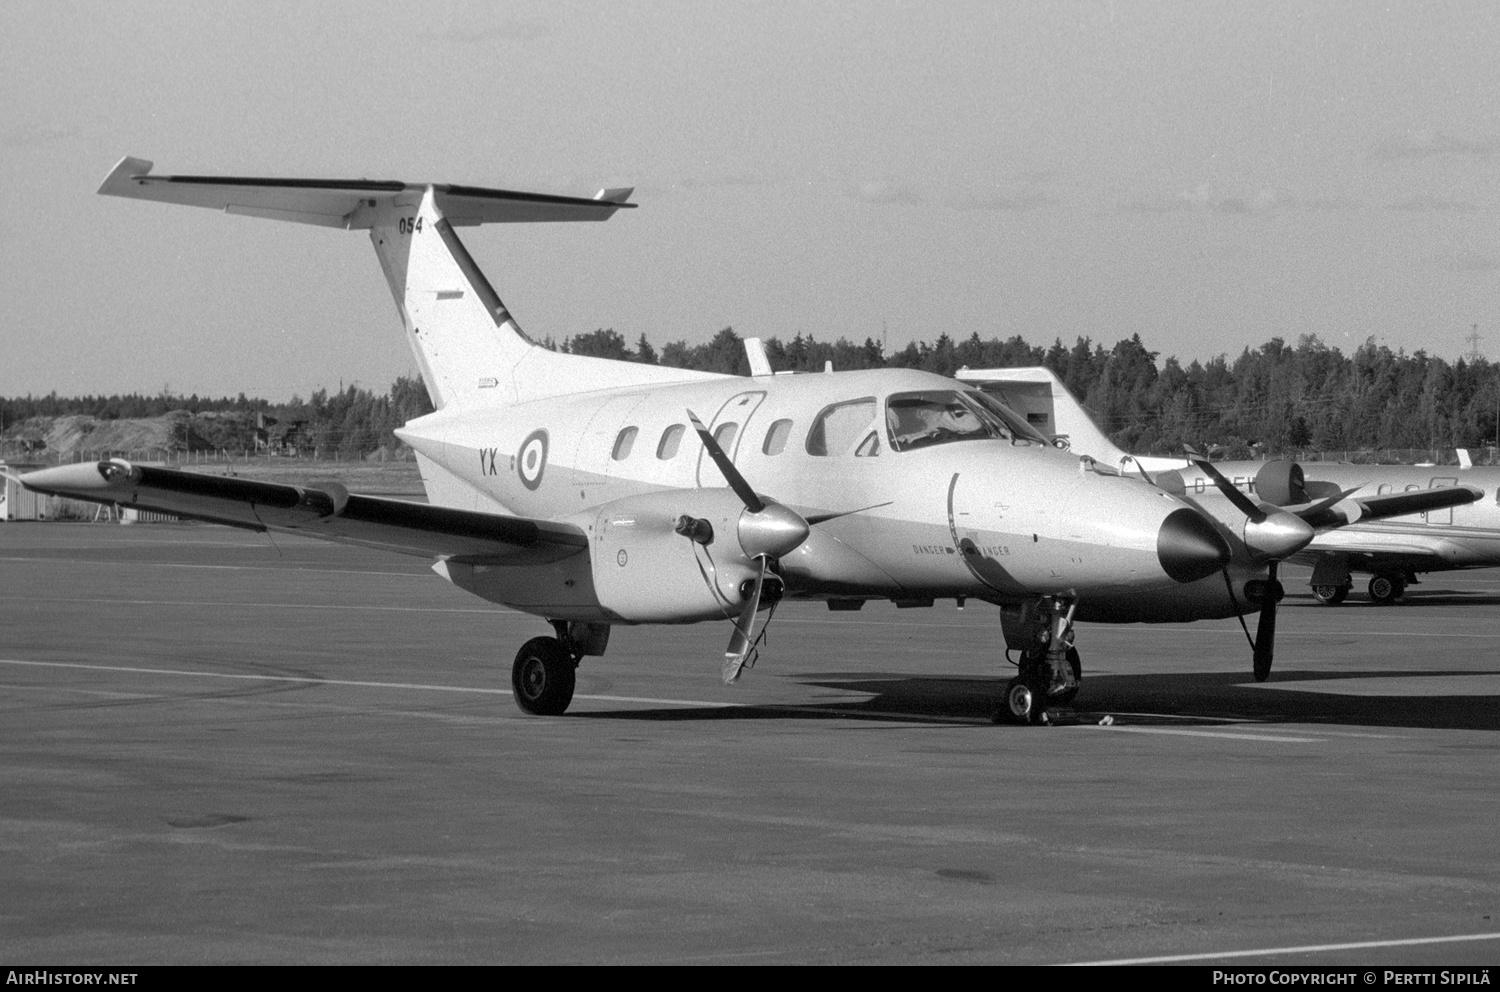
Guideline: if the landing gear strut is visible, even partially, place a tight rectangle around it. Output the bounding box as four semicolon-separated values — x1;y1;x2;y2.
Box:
995;597;1080;725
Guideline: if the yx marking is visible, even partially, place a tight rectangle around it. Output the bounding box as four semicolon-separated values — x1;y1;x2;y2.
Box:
479;447;500;476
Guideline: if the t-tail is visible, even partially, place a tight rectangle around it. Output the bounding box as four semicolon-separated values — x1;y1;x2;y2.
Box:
97;157;721;410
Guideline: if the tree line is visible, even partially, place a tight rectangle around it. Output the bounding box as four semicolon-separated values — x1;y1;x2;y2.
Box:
5;330;1498;459
559;327;1500;458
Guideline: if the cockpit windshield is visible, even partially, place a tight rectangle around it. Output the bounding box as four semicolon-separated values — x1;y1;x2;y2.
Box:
885;389;1050;452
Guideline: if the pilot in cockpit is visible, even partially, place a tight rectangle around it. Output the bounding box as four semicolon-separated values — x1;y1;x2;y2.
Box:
889;397;984;449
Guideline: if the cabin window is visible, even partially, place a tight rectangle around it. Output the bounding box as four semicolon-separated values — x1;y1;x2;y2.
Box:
855;432;880;457
612;427;638;461
713;422;739;454
657;424;686;460
806;398;877;456
763;419;793;455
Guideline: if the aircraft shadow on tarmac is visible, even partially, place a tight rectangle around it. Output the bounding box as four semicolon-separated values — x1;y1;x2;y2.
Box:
577;668;1500;733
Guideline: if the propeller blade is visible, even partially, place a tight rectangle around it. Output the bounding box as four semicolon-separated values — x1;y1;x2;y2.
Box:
804;501;894;525
688;410;764;513
1184;445;1266;523
723;558;766;683
1252;560;1279;682
1290;485;1364;528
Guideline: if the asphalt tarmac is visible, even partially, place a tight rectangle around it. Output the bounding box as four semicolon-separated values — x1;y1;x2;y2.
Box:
2;523;1498;965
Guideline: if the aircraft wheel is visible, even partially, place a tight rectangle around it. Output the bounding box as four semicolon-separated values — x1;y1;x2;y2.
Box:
994;676;1050;725
1051;647;1083;706
512;636;576;715
996;678;1037;724
1367;574;1403;605
1312;584;1349;606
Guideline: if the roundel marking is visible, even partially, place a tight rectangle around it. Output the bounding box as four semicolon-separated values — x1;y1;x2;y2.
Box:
617;549;628;567
517;429;549;490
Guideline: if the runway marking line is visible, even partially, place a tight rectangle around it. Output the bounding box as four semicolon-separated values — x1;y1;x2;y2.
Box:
1067;929;1500;966
1092;725;1324;743
0;658;742;710
0;595;513;616
0;555;427;578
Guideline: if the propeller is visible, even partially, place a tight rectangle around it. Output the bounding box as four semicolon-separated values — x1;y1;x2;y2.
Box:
688;411;812;683
1251;560;1281;681
1184;447;1318;682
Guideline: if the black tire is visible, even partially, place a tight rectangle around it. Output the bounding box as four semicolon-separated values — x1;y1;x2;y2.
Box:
1312;583;1349;605
1051;647;1083;706
995;677;1039;725
512;636;576;715
1367;574;1401;605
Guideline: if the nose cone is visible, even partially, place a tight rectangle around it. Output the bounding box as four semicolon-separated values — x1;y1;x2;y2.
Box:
1157;507;1231;583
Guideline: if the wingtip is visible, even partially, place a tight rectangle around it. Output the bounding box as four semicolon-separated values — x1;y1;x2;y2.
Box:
98;156;154;196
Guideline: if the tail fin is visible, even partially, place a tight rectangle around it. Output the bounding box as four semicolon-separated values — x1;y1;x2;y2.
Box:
956;366;1137;467
99;157;718;410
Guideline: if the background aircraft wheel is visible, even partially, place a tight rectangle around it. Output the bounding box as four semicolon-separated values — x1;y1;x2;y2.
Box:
1051;647;1083;706
512;636;576;715
1312;584;1349;605
1367;574;1402;605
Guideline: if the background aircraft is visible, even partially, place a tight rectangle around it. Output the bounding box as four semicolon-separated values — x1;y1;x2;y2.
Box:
14;159;1476;726
959;366;1498;607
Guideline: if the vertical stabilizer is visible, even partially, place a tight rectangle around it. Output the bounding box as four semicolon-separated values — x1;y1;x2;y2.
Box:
97;157;731;410
366;188;535;411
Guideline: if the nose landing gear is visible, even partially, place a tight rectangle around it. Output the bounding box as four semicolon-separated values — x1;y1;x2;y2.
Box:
994;597;1080;725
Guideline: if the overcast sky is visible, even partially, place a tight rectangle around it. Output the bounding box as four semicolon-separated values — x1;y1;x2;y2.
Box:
2;0;1497;400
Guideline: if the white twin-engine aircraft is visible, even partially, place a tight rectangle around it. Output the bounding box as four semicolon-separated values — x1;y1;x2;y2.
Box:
18;158;1481;724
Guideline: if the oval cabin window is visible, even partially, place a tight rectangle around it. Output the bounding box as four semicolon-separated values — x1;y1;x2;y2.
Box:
657;424;686;460
763;419;793;455
612;427;638;461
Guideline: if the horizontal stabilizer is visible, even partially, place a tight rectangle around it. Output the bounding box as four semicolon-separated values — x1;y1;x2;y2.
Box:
21;460;588;565
98;156;635;229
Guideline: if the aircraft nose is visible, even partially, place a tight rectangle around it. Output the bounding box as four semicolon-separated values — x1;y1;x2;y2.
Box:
1157;507;1231;583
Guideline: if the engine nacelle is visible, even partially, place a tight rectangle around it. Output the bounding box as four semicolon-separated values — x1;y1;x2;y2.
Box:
1253;461;1308;506
585;488;763;623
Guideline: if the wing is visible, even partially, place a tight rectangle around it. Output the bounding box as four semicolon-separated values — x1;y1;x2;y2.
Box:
1289;541;1454;573
20;460;587;566
1294;484;1484;530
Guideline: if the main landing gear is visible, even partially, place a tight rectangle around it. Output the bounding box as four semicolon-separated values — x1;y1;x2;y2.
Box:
1367;572;1408;605
1311;583;1349;605
995;597;1080;725
512;637;577;715
510;620;612;716
1311;574;1409;606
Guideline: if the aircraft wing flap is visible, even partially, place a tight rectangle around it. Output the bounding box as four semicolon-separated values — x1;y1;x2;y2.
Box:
19;460;587;566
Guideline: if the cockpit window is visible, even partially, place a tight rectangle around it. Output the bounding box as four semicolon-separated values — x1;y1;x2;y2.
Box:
886;390;1047;452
